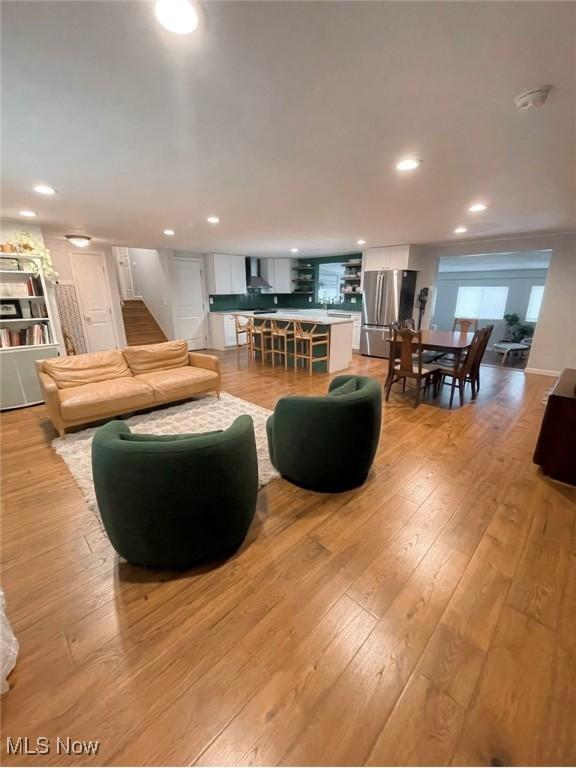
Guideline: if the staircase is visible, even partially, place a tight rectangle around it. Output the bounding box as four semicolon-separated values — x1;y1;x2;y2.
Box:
121;299;167;346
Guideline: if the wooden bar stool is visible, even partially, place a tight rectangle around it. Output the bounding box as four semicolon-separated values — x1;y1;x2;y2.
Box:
270;320;295;370
233;314;252;359
293;321;330;375
250;319;273;365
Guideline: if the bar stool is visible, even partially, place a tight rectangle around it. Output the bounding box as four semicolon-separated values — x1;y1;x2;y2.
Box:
270;320;295;370
249;319;273;365
293;321;330;375
233;314;252;359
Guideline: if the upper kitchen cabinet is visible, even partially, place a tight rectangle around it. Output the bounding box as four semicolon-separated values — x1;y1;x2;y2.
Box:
206;253;247;295
261;258;292;294
363;246;411;272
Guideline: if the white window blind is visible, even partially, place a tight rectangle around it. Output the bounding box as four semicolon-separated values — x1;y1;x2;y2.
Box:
526;285;545;323
455;286;509;320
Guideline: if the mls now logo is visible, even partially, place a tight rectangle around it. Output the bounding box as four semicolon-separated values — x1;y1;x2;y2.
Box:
6;737;100;756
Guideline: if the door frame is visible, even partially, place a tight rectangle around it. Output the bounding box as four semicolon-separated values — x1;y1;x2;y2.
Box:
169;255;209;349
70;249;120;352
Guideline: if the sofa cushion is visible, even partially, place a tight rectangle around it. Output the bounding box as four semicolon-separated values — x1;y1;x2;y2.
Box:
123;340;189;375
135;367;218;402
44;350;131;389
59;378;154;420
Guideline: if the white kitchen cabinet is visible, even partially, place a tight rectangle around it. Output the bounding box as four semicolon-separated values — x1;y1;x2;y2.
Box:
206;254;247;295
261;258;293;293
208;313;238;350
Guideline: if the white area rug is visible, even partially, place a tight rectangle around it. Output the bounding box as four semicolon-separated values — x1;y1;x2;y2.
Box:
52;393;279;518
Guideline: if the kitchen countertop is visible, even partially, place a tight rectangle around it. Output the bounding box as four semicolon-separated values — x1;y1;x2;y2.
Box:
210;309;356;325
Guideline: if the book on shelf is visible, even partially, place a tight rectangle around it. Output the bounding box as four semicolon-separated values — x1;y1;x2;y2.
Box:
0;323;50;348
0;276;43;298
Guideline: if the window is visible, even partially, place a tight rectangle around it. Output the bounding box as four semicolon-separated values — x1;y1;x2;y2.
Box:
526;285;545;323
455;286;509;320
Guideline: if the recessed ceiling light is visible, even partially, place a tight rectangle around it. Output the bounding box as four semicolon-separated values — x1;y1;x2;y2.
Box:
155;0;199;34
454;226;468;234
357;239;366;246
468;202;487;213
291;248;299;254
206;216;220;224
19;210;37;218
163;229;175;236
66;235;91;248
396;158;422;172
33;184;56;196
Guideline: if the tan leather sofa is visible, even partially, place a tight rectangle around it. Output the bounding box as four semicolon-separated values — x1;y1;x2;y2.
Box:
35;340;221;437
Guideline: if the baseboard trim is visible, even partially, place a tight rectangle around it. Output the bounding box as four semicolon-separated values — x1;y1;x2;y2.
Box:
525;367;561;377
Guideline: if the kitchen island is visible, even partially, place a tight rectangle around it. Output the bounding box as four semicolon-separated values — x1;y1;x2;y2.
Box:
208;310;354;373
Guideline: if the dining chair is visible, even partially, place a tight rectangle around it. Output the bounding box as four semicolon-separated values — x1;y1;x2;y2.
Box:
434;328;486;407
385;329;439;407
473;324;493;393
270;320;295;370
453;317;479;333
293;321;330;375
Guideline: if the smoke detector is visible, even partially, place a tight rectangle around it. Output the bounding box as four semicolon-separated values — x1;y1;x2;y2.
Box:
514;86;553;111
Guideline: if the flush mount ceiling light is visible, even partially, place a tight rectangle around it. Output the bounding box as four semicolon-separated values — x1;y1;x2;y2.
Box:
514;86;553;111
454;226;468;234
155;0;199;34
163;229;175;236
468;202;487;213
290;248;299;254
396;158;422;172
33;184;56;196
19;210;37;218
357;239;366;245
206;216;220;224
66;235;91;248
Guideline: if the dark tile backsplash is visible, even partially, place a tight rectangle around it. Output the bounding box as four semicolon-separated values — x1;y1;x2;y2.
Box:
209;292;362;312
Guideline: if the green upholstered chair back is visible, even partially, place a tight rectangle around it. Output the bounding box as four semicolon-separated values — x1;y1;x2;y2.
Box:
266;375;382;492
92;415;258;567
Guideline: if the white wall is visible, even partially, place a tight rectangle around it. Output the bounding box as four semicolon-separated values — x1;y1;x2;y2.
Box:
44;236;127;349
417;233;576;376
126;248;176;338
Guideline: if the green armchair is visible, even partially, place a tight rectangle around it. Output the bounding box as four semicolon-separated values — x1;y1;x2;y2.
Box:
91;416;258;567
266;375;382;492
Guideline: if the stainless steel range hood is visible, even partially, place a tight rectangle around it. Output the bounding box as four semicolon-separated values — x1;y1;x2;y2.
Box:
246;257;271;289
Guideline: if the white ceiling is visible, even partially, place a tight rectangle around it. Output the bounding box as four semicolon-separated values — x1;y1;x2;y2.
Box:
2;1;575;256
438;250;551;273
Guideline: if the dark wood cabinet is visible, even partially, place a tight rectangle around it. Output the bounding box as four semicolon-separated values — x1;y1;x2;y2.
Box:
533;368;576;485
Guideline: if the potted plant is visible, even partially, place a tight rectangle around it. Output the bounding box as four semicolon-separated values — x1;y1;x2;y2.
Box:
502;313;534;343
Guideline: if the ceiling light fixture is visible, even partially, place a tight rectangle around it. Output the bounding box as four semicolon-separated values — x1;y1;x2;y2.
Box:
33;184;56;196
357;239;366;246
396;158;422;172
19;210;37;218
155;0;199;34
206;216;220;224
66;235;91;248
163;229;175;236
468;202;487;213
290;248;299;254
454;226;468;234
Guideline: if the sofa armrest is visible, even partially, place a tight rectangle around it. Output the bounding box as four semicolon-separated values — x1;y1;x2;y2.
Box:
36;370;63;424
188;352;220;375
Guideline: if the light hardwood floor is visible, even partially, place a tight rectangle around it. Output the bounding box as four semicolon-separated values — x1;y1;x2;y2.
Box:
1;352;575;766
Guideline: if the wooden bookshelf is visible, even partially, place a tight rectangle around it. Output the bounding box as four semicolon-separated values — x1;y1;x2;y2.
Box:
0;255;59;410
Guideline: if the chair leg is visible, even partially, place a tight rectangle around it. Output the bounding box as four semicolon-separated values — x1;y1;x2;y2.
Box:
459;377;464;406
385;372;394;401
414;375;421;407
449;379;456;408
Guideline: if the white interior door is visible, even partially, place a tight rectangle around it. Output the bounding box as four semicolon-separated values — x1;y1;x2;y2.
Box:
72;251;118;352
171;257;207;350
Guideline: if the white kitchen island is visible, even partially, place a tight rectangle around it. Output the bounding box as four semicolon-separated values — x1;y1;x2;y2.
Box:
208;309;354;373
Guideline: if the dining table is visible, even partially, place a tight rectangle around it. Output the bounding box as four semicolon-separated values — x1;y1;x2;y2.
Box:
385;329;475;370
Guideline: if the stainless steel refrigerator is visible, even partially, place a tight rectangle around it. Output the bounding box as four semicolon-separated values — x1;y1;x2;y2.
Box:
360;269;418;358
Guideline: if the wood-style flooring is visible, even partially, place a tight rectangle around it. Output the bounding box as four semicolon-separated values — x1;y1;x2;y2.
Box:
1;351;575;766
